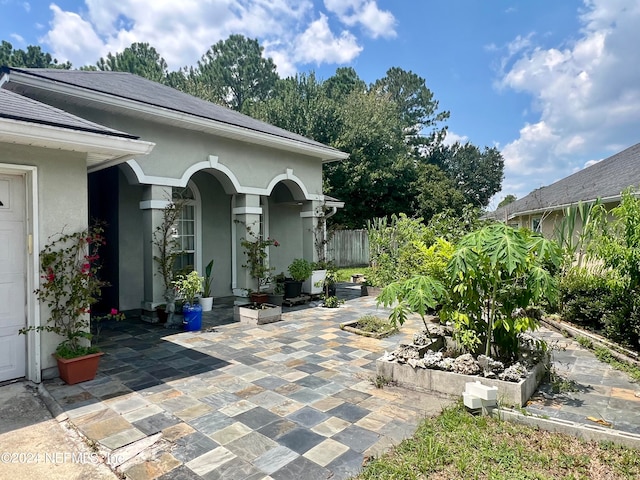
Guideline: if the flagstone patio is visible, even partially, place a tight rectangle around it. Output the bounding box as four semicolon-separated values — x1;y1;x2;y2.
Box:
42;284;640;479
44;290;454;479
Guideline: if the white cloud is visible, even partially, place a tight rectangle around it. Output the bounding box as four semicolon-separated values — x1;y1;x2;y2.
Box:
583;158;602;168
293;14;362;65
10;33;24;43
496;0;640;200
22;1;29;12
323;0;396;38
442;130;469;146
38;0;382;74
41;5;105;66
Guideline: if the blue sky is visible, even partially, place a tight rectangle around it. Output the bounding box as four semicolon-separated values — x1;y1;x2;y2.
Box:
2;0;640;208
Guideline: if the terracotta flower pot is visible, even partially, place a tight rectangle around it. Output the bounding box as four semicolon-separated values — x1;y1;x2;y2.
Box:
249;292;269;304
55;352;104;385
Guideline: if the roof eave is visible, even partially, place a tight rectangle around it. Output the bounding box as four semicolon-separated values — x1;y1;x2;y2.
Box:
4;70;349;162
505;193;633;219
0;117;155;171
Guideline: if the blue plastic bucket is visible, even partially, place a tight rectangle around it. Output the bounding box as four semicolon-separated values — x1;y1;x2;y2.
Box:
182;303;203;331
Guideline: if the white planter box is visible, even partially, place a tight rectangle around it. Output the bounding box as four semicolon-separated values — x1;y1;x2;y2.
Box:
234;304;282;325
303;269;327;295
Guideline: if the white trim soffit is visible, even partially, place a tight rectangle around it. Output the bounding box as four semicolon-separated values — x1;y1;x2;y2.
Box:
0;117;155;171
5;71;348;162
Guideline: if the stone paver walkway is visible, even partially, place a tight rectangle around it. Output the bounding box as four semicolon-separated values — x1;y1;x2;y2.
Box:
44;289;453;480
526;328;640;435
42;285;640;479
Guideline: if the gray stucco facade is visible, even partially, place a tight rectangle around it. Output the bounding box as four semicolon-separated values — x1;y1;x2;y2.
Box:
1;67;348;324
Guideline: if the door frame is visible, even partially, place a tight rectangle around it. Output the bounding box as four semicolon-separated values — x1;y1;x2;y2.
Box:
0;163;40;383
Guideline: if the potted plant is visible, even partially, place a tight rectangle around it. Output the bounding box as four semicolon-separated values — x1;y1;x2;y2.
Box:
199;259;214;311
173;270;204;331
19;225;124;384
285;258;312;299
268;272;286;306
240;224;279;303
152;199;184;323
303;261;328;296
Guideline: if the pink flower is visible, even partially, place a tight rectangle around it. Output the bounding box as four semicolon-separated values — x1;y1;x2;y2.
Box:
110;308;118;315
81;262;91;273
273;241;280;247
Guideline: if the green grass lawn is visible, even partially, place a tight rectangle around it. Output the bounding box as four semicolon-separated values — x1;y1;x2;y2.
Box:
356;403;640;479
336;266;367;282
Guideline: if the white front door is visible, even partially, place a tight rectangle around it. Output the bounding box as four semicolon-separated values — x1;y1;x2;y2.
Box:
0;174;26;382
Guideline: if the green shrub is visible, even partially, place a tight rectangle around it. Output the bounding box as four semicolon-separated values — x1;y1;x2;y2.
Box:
366;214;435;287
559;268;623;329
601;290;640;349
397;237;454;284
379;224;562;360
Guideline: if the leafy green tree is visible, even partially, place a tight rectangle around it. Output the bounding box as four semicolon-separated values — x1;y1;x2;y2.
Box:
322;67;366;101
498;194;517;208
323;88;413;227
372;67;449;155
249;72;340;145
427;142;504;208
414;164;467;222
93;42;168;82
0;40;71;68
196;34;278;113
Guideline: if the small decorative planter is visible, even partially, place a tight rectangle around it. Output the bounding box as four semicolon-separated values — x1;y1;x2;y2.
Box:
268;293;284;306
199;296;214;312
284;280;303;299
156;306;168;323
339;319;398;339
249;292;269;304
303;269;327;295
55;352;104;385
183;303;203;331
234;303;282;325
360;285;383;297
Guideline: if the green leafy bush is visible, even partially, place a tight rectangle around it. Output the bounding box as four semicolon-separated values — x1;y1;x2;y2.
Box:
379;224;562;361
366;214;435;287
559;268;623;329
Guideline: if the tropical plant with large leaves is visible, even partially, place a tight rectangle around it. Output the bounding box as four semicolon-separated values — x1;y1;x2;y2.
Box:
378;223;562;360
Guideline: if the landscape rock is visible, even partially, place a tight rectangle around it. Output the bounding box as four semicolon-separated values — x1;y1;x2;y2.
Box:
498;362;529;382
452;353;481;375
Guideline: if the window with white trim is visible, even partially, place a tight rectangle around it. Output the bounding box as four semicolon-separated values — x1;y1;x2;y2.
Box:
172;185;196;273
531;216;542;233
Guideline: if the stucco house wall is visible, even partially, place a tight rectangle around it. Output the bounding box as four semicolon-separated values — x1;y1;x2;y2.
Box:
2;142;88;373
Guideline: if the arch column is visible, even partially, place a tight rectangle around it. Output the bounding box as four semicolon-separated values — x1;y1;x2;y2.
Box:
300;200;324;264
139;184;172;316
232;193;263;295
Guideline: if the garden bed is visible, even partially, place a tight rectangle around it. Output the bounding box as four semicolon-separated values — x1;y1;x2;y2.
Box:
376;357;546;407
376;332;548;407
339;317;398;339
233;303;282;325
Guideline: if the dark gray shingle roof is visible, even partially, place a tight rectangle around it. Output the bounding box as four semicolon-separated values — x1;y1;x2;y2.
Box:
0;87;136;138
6;68;339;152
491;142;640;219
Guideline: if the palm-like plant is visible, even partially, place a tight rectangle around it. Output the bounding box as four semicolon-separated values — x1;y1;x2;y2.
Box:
379;223;562;360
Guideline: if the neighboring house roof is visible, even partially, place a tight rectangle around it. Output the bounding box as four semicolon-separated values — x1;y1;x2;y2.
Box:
0;88;136;139
0;88;154;171
0;67;349;162
489;142;640;220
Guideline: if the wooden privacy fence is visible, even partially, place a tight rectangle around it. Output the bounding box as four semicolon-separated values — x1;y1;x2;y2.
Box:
327;229;369;267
